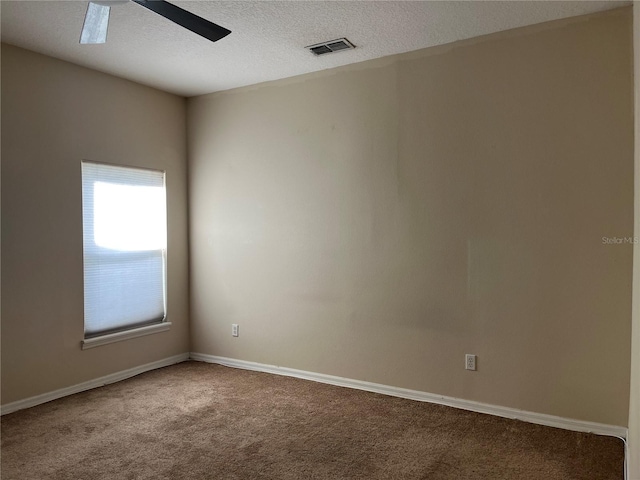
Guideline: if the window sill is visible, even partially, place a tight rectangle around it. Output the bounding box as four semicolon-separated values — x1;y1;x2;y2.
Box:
81;322;172;350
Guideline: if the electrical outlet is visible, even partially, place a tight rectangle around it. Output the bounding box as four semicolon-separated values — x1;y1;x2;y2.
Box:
232;324;239;337
465;354;477;371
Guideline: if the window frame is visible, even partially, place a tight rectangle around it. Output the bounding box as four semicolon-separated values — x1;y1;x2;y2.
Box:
80;160;170;349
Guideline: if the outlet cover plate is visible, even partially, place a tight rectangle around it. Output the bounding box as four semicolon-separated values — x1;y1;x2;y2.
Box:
465;354;477;371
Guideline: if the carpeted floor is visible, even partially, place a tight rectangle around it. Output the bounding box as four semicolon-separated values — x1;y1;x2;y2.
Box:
1;361;624;479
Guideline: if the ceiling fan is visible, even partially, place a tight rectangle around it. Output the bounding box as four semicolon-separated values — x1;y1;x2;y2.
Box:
80;0;231;45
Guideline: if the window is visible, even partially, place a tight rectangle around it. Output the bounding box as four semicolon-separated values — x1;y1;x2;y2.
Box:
81;161;169;349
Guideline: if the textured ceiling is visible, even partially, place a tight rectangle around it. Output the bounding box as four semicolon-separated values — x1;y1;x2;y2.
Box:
1;1;630;97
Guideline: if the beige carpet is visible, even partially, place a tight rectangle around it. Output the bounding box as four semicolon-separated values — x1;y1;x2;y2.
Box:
1;361;624;479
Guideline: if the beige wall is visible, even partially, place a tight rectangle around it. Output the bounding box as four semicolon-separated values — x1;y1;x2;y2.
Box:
1;44;190;404
188;9;634;427
629;3;640;478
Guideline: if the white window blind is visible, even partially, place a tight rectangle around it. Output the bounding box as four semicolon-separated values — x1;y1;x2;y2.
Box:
82;161;167;339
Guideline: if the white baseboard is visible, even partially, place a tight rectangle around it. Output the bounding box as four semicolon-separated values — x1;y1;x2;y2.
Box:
190;352;628;440
0;353;190;415
2;350;628;442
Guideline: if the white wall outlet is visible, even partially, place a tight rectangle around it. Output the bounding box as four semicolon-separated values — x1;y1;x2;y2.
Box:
465;354;477;371
232;324;239;337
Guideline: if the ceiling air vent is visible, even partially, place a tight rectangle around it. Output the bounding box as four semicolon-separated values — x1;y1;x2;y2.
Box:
306;38;355;56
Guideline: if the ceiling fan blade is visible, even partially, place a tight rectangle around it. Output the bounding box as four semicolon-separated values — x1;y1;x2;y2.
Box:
80;2;111;44
131;0;231;43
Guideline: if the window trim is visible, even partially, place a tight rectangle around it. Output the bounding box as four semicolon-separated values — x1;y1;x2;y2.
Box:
81;321;172;350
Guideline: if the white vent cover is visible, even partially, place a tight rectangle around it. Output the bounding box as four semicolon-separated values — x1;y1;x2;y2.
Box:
306;38;355;56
